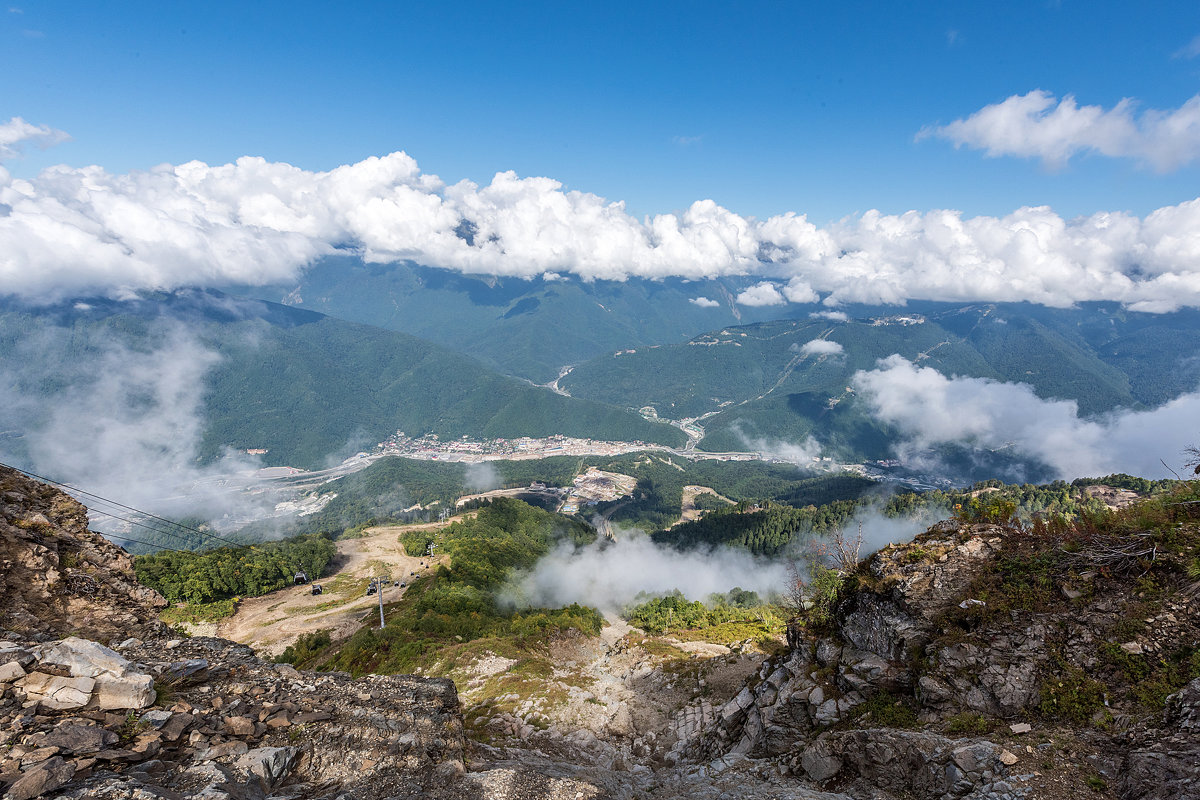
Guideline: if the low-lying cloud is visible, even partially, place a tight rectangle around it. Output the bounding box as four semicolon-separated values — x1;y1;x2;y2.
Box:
923;90;1200;172
464;462;501;492
0;323;276;537
3;116;1200;311
504;531;791;611
506;506;938;612
852;355;1200;479
797;338;844;357
735;427;824;465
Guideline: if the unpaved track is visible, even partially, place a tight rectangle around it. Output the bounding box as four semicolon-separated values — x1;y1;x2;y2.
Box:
215;516;464;655
671;485;731;528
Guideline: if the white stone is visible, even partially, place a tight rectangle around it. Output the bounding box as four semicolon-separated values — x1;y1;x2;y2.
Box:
92;673;155;710
1009;722;1032;734
1119;641;1144;655
33;637;132;679
18;673;95;710
0;660;27;683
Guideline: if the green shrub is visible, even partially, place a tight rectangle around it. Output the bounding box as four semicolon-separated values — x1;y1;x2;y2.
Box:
276;630;332;665
1039;666;1105;724
945;712;994;734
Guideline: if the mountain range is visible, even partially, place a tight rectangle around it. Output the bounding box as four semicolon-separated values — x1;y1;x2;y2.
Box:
4;260;1200;480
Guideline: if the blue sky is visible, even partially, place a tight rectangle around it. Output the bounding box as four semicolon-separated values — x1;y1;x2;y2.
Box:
4;0;1200;223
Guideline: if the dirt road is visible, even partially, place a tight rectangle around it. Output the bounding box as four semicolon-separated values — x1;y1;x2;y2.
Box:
214;517;462;656
671;485;731;528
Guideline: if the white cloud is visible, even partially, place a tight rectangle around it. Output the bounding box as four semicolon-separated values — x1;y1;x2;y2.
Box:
923;90;1200;172
504;530;790;612
0;117;69;160
3;127;1200;312
851;355;1200;480
782;277;818;303
798;338;844;357
810;310;849;321
689;296;720;308
0;324;275;531
736;281;786;306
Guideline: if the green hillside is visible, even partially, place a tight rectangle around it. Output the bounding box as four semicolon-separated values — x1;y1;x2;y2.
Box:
230;259;793;383
0;292;684;470
559;303;1200;462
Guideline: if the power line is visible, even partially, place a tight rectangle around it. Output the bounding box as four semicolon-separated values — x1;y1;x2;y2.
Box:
82;508;231;553
0;460;248;552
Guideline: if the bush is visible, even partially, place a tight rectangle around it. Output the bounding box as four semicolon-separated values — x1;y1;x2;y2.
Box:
276;630;332;665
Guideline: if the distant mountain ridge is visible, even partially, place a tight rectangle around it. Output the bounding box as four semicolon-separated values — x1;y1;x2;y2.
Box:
0;291;684;470
559;301;1200;460
228;257;796;382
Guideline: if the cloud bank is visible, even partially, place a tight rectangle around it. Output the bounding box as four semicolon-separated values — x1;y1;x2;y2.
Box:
924;90;1200;172
4;117;1200;311
0;323;274;535
852;355;1200;479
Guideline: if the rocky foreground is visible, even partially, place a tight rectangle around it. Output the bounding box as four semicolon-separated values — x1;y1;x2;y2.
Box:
2;464;1199;799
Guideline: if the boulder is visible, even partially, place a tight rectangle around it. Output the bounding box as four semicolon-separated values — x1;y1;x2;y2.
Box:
234;746;299;790
30;637;155;710
0;660;26;682
5;756;76;800
17;672;95;710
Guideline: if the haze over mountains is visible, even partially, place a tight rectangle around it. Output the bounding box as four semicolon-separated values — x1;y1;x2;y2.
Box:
2;263;1199;514
232;260;1200;480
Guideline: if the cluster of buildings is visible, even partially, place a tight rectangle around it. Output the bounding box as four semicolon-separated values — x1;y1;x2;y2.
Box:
374;432;654;462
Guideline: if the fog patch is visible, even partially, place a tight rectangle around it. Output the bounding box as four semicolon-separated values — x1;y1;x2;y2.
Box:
465;461;500;492
502;527;790;612
810;507;944;564
733;423;824;465
0;323;276;537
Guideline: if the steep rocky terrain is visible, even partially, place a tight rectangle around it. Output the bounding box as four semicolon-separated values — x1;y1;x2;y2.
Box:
685;505;1200;799
0;467;167;641
2;464;1198;799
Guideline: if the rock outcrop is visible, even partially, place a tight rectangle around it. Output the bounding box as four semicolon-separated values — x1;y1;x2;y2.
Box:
0;466;167;641
0;632;467;799
681;514;1200;799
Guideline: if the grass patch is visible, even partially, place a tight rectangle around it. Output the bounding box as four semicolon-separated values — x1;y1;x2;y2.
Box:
1039;664;1106;724
945;711;994;735
848;691;919;729
160;599;237;626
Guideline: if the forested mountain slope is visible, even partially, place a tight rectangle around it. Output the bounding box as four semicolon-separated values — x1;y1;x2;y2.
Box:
0;291;684;470
559;302;1200;457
